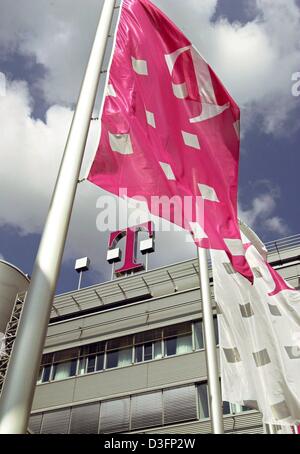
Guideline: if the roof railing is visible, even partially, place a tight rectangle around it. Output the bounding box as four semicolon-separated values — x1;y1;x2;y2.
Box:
265;234;300;254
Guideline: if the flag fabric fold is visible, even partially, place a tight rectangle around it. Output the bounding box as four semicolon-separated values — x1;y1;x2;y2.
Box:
211;235;300;425
87;0;252;280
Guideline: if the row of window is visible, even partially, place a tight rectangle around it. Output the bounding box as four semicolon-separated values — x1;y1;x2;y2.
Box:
38;319;219;384
30;382;251;434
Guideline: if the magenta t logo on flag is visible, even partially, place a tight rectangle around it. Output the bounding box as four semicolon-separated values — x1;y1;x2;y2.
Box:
88;0;253;281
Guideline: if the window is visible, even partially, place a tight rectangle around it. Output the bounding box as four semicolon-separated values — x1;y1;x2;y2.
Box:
135;345;143;363
69;403;100;434
51;348;79;381
223;401;231;415
144;343;153;361
134;340;163;363
134;329;163;363
41;365;52;383
40;408;71;434
79;342;105;374
28;414;43;434
99;398;130;433
213;316;219;345
106;336;133;369
87;356;96;373
154;341;163;359
194;321;204;350
52;359;77;381
34;382;254;434
164;323;193;356
78;357;86;375
223;401;252;415
96;353;104;371
163;385;197;425
37;320;213;383
131;392;163;430
198;383;209;419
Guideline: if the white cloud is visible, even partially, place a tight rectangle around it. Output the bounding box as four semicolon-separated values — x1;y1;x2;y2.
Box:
239;191;289;237
263;216;289;236
0;0;299;134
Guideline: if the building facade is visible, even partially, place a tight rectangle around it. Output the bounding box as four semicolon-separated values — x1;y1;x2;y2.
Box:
29;235;300;434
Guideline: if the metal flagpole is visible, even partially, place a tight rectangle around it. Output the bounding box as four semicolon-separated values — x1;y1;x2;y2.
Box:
78;270;83;290
0;0;117;434
198;247;224;434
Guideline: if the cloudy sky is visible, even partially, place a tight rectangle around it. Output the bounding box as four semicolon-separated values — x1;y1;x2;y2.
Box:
0;0;299;294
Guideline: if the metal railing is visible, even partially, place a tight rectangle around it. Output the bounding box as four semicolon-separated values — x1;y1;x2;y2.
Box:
265;234;300;255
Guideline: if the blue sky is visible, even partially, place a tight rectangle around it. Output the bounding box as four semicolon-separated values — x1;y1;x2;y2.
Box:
0;0;299;294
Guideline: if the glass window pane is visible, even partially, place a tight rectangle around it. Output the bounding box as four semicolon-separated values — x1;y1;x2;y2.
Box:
214;317;219;345
223;401;231;415
70;359;77;376
42;365;51;382
165;338;177;356
88;342;105;354
164;322;192;339
54;348;79;362
78;357;86;375
87;355;96;373
154;341;162;359
194;321;204;350
144;343;153;361
135;329;162;344
176;334;192;354
230;403;249;414
198;384;209;419
96;353;104;371
37;367;43;384
107;336;133;351
131;392;163;430
52;361;74;381
106;351;119;369
135;345;143;363
117;348;132;367
41;353;53;366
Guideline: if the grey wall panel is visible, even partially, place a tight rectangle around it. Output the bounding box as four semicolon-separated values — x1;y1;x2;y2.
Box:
146;352;207;388
32;380;76;411
72;365;149;403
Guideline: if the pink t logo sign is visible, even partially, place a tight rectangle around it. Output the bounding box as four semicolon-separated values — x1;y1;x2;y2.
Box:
107;222;155;276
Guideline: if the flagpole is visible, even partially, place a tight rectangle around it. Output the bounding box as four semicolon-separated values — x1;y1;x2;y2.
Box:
0;0;117;434
198;247;224;434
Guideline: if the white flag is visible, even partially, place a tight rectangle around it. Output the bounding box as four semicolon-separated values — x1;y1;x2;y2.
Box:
211;232;300;425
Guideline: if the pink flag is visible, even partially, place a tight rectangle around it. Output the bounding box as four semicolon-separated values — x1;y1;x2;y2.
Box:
88;0;252;280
